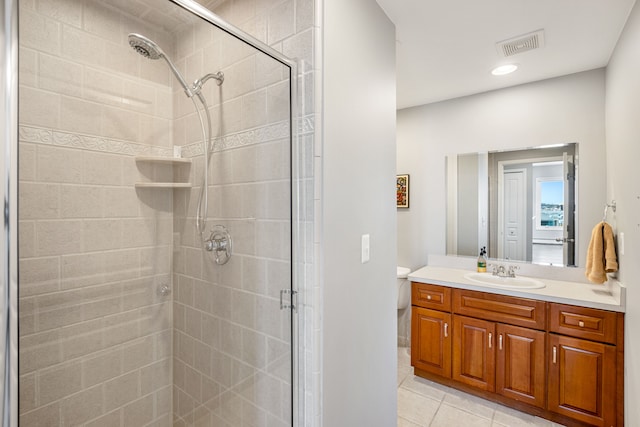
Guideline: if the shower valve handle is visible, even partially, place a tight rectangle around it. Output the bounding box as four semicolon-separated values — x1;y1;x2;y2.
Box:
204;225;232;265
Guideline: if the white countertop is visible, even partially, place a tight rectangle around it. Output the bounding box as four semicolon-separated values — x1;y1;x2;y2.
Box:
409;265;625;313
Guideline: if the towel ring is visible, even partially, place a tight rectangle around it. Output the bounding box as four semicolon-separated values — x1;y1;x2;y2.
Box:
603;200;616;221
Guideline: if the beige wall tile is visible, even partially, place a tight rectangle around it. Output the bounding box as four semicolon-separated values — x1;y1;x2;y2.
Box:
139;116;172;147
36;221;82;256
19;86;60;129
19;9;61;55
123;79;156;115
103;249;140;282
60;96;103;136
140;358;172;395
19;47;38;88
83;347;123;387
83;0;121;43
267;80;291;124
123;394;154;426
36;0;82;27
20;402;61;427
40;54;83;97
84;409;122;427
184;307;202;340
223;57;256;100
19;183;59;220
83;219;123;251
104;187;139;217
61;25;105;67
105;39;138;79
19;256;60;296
122;336;154;372
20;340;63;374
19;373;37;414
283;27;314;68
83;151;123;186
102;105;140;142
268;0;294;44
60;384;104;426
38;361;83;405
36;145;83;184
84;67;124;106
19;142;37;182
103;371;140;412
60;185;103;218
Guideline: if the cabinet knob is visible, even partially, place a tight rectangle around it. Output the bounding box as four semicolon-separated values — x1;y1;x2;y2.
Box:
578;320;585;328
427;295;432;300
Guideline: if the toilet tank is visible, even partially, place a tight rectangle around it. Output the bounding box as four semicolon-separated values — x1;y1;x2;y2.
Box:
397;267;411;309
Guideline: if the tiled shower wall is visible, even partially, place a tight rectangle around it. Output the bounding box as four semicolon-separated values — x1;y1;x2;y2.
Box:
17;0;318;426
18;1;176;425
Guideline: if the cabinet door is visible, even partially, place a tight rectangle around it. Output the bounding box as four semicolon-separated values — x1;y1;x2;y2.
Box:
496;324;545;408
411;307;451;378
548;334;616;427
453;315;495;392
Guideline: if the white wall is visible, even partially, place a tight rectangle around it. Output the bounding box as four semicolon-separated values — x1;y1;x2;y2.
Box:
322;0;397;425
605;1;640;423
397;69;607;271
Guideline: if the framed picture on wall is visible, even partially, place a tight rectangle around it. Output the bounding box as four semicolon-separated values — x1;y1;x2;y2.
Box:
397;174;410;208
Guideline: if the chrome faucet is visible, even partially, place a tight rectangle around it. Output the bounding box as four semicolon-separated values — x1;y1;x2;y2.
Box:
491;264;519;278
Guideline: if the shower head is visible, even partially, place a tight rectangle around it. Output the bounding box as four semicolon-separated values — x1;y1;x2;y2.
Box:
128;32;194;97
128;33;164;60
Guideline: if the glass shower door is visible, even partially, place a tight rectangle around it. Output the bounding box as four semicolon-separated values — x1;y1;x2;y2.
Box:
15;0;297;425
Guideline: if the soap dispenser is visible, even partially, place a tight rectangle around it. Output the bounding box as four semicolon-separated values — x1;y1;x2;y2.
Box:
477;247;487;272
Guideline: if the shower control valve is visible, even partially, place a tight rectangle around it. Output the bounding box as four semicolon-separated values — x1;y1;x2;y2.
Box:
204;225;232;265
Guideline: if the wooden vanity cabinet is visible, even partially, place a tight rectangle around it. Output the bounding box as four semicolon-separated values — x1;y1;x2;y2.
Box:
495;323;546;408
452;316;495;392
411;307;451;378
411;282;624;426
547;303;623;427
548;334;616;427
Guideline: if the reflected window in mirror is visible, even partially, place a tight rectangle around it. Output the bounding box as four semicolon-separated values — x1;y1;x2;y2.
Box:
536;177;564;230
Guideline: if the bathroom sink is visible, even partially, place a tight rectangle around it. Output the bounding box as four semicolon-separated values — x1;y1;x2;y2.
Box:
463;272;546;289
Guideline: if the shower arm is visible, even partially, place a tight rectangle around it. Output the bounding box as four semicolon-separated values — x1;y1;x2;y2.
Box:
192;72;224;96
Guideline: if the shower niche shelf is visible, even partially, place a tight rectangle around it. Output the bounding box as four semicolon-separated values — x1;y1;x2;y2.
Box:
134;156;192;188
134;182;192;188
135;156;192;165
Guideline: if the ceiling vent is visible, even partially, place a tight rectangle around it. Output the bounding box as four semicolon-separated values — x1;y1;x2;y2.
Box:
496;29;545;57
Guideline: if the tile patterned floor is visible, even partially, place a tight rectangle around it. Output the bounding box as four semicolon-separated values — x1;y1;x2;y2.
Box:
397;347;566;427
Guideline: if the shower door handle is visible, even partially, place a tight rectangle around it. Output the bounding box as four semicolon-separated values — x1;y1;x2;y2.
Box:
280;289;298;312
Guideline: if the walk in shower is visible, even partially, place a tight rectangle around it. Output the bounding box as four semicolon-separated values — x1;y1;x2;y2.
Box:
3;0;305;425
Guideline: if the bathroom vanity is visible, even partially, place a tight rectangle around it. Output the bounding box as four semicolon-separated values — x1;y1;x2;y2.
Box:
409;266;625;427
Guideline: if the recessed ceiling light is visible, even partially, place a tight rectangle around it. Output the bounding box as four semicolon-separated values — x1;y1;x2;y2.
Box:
491;64;518;76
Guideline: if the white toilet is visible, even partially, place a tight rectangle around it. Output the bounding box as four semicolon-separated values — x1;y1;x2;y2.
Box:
397;267;411;309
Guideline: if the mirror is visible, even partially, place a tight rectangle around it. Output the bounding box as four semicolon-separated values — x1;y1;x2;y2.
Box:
446;143;578;267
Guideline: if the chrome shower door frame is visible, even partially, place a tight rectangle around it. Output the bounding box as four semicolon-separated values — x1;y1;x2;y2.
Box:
0;0;19;425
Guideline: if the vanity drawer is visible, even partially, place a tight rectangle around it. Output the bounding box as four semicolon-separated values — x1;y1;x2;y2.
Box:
412;283;451;311
453;289;546;330
549;303;618;344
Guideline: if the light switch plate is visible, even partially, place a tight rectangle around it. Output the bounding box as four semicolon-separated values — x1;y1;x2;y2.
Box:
361;234;370;263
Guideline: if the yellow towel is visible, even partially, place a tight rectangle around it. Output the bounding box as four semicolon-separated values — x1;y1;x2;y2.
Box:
585;221;618;284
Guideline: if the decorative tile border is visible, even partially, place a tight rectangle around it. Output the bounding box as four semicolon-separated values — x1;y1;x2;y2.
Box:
18;114;315;159
181;115;316;158
19;126;173;157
